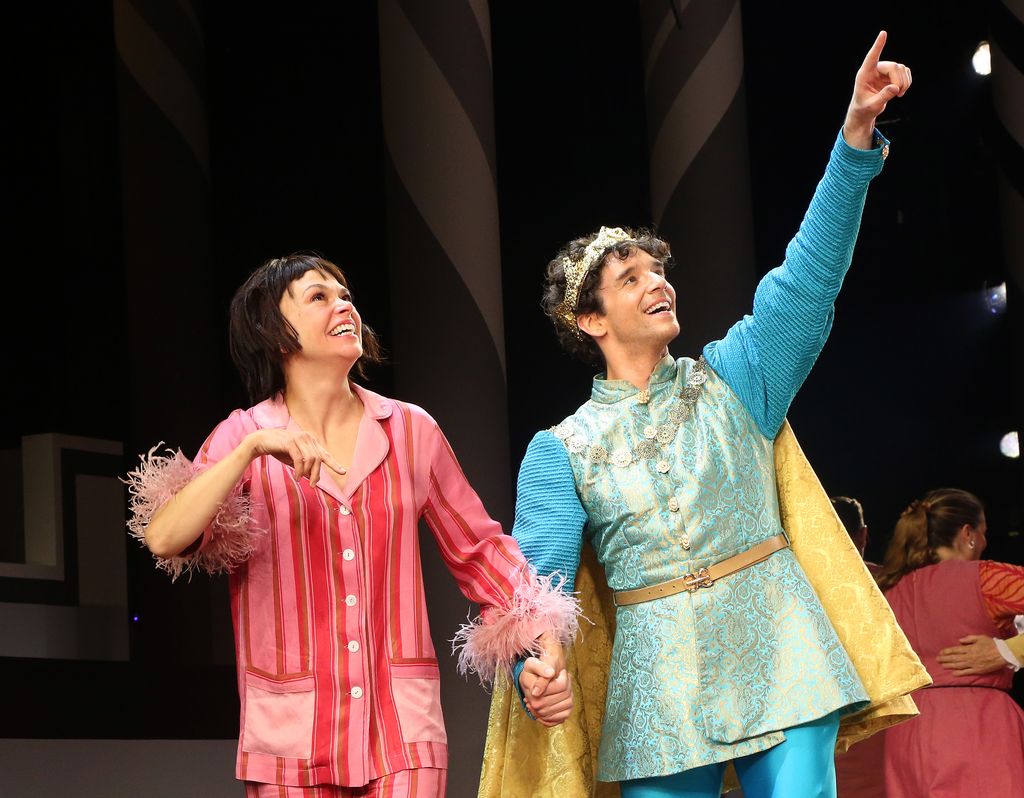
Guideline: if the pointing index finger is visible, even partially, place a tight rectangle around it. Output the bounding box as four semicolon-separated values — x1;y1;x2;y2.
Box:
862;30;887;71
316;443;347;476
325;455;347;476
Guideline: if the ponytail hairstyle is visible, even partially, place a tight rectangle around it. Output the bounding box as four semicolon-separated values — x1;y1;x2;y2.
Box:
875;488;985;591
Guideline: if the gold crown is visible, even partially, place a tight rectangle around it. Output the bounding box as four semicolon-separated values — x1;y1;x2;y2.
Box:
556;226;635;336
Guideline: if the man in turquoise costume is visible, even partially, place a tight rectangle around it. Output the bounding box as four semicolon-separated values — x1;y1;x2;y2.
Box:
510;32;913;798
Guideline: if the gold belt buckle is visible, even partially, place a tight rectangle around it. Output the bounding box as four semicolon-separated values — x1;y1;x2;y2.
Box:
683;567;713;591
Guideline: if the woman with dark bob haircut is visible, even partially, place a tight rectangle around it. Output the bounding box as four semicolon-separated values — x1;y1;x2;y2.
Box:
125;253;579;797
878;488;1024;797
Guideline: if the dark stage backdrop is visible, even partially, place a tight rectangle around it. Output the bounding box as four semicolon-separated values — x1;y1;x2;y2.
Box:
2;0;1022;794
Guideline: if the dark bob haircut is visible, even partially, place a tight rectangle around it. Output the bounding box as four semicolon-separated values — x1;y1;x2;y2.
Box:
228;253;384;404
540;227;672;366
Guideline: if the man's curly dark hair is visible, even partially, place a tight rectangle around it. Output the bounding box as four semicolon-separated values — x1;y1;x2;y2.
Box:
540;227;672;366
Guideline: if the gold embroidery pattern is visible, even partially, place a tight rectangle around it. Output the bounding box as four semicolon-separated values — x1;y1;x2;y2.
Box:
542;359;879;781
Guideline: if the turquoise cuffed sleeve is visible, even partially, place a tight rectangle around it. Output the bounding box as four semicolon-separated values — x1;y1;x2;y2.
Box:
511;658;533;719
704;128;888;438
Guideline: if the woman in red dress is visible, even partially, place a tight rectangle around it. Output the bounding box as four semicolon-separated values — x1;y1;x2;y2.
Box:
877;488;1024;797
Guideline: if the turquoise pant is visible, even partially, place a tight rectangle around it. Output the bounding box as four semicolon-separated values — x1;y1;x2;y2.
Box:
619;712;840;798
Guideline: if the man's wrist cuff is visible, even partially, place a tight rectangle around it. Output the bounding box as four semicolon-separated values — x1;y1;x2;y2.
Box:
994;637;1021;671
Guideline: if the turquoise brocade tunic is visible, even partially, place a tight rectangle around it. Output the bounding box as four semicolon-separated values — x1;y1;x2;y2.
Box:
513;131;887;782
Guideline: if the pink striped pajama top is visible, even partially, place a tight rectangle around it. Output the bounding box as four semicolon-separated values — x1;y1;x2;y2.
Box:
129;384;577;789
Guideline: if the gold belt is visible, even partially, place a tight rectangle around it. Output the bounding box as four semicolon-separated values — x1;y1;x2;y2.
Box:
612;534;789;606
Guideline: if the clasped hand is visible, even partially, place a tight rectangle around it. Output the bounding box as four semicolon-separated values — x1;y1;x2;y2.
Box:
519;631;574;726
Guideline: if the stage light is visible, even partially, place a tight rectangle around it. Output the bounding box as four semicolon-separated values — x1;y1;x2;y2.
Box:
973;42;991;76
985;281;1007;314
1001;431;1019;459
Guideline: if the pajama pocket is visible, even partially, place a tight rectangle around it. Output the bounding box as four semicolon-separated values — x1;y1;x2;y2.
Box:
389;661;446;744
241;669;315;759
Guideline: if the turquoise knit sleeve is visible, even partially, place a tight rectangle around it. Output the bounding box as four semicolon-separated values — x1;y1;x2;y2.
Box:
512;430;588;592
510;430;587;715
704;129;887;438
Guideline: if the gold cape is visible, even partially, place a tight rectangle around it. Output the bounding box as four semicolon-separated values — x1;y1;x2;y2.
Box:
478;422;930;797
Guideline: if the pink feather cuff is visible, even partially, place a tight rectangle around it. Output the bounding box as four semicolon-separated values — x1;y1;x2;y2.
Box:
123;445;261;581
451;570;581;684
